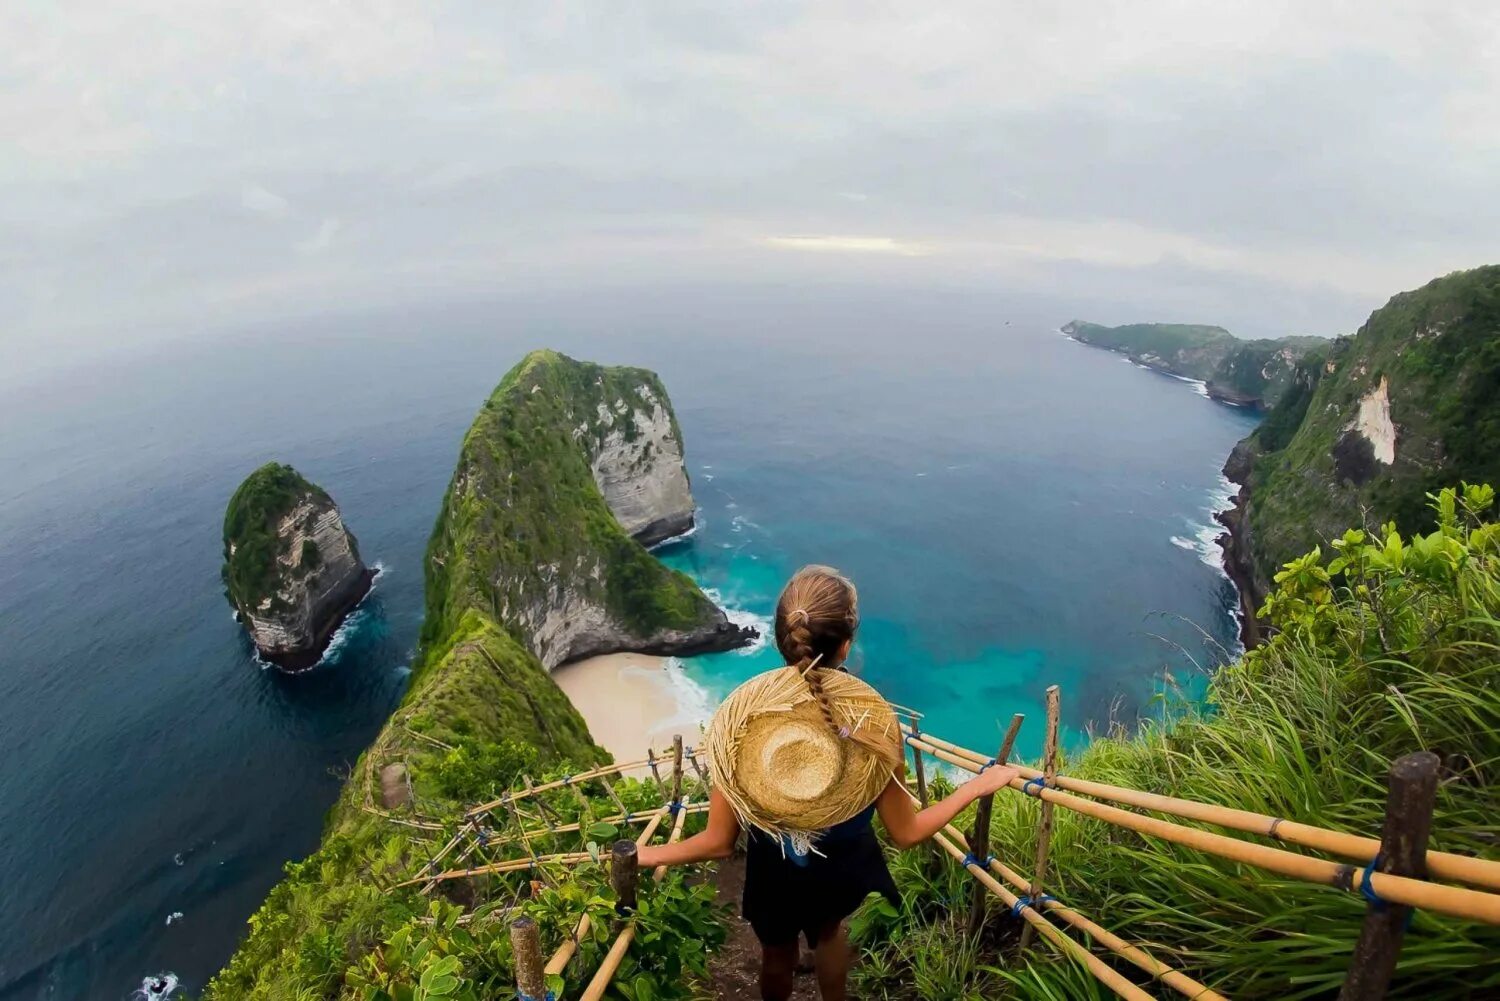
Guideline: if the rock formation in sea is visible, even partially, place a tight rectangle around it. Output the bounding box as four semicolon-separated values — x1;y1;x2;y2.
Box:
221;463;374;670
1216;263;1500;645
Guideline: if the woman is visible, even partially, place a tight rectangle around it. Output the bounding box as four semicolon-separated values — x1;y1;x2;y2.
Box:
638;566;1019;1001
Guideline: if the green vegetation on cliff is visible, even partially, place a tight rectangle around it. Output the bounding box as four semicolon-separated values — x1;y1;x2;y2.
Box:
208;353;731;1000
1064;320;1323;409
853;485;1500;998
1234;265;1500;587
222;462;339;610
420;349;723;663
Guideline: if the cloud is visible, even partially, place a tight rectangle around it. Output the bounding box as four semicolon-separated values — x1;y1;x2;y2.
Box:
2;0;1498;366
761;235;931;256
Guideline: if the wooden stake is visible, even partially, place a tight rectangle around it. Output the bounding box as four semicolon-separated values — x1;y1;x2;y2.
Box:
1339;751;1440;1001
968;713;1024;936
671;735;685;803
646;748;667;798
1020;685;1060;950
522;775;565;830
611;840;640;918
510;916;547;1001
910;718;930;806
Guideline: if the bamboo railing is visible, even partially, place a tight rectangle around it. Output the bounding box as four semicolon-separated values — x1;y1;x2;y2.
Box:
905;732;1500;924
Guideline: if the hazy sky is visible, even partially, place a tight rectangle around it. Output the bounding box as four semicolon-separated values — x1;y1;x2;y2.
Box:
5;2;1498;368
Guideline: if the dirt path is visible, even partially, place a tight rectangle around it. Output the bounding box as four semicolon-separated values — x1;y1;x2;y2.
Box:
709;855;819;1000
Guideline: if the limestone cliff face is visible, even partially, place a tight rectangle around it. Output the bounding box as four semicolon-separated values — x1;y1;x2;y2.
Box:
223;464;374;670
1216;264;1500;645
585;382;696;546
422;350;755;670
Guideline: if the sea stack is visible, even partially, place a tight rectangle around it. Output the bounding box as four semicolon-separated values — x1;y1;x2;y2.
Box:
222;463;374;670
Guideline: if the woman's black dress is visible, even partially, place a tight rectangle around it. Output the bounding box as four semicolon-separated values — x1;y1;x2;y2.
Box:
741;803;899;946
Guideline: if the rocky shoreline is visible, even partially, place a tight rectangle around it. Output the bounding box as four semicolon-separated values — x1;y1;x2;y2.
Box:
252;564;377;672
1215;441;1268;648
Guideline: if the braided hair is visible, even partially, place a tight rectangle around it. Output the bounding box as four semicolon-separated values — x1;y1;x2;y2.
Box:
775;565;860;736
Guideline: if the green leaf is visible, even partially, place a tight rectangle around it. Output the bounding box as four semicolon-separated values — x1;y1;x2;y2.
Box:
587;822;619;840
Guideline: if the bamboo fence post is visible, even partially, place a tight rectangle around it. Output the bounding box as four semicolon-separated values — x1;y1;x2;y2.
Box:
910;718;930;806
546;805;671;975
1339;751;1440;1001
580;800;694;1001
902;733;1500;924
1020;686;1060;950
671;734;685;808
611;840;640;919
510;916;547;1001
646;747;667;798
968;713;1024;936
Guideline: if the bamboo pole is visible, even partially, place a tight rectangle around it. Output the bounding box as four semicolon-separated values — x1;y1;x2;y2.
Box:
394;851;594;888
522;774;566;830
597;772;631;817
510;916;547;1001
968;713;1024;937
487;802;711;848
904;735;1500;925
906;726;1500;894
466;758;652;818
1340;752;1440;1000
1021;686;1061;950
646;747;667;798
546;806;671;975
579;799;693;1001
901;786;1222;1001
932;828;1158;1001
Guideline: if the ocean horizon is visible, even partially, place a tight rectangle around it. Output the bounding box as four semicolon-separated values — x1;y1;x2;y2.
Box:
0;286;1258;998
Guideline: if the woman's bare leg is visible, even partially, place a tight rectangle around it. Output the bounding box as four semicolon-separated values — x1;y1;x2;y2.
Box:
811;920;850;1001
760;941;798;1001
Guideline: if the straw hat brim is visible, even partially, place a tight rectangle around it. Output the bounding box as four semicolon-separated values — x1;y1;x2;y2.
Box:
706;665;900;837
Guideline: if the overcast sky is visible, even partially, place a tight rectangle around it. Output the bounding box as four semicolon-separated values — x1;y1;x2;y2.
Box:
4;2;1498;369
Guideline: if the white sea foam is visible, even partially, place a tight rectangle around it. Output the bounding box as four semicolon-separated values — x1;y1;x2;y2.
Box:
704;587;772;655
164;912;183;926
1169;536;1196;551
135;973;179;999
254;563;386;672
647;519;699;550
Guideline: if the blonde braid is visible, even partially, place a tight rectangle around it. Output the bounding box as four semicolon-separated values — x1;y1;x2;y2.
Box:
785;608;841;736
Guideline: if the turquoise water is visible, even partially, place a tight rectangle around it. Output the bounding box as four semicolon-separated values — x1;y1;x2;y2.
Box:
0;287;1258;997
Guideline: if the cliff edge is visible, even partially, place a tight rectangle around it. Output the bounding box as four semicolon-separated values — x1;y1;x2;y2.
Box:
222;463;374;670
1217;264;1500;643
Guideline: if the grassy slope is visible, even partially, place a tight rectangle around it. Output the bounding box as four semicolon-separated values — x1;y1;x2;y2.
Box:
206;351;728;999
1241;265;1500;581
855;487;1500;999
222;462;341;611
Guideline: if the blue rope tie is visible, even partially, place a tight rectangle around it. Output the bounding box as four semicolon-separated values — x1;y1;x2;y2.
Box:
962;852;995;869
516;992;555;1001
978;758;999;772
562;774;573;785
1360;850;1414;935
623;811;634;823
1022;776;1048;797
1011;894;1057;916
904;733;918;746
684;745;695;756
668;800;683;815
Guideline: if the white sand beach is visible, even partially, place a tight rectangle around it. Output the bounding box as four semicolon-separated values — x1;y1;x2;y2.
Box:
552;652;710;764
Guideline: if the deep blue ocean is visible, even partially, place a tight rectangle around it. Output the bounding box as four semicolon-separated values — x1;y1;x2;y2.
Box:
0;286;1259;998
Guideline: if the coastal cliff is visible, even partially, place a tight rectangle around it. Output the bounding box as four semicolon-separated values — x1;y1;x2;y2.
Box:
423;349;753;668
1062;320;1322;410
208;351;748;999
221;463;374;670
1217;264;1500;643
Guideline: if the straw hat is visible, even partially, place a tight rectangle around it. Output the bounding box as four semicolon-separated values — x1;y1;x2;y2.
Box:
706;663;901;838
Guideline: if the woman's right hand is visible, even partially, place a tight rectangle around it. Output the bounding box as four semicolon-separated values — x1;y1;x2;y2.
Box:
967;763;1020;798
